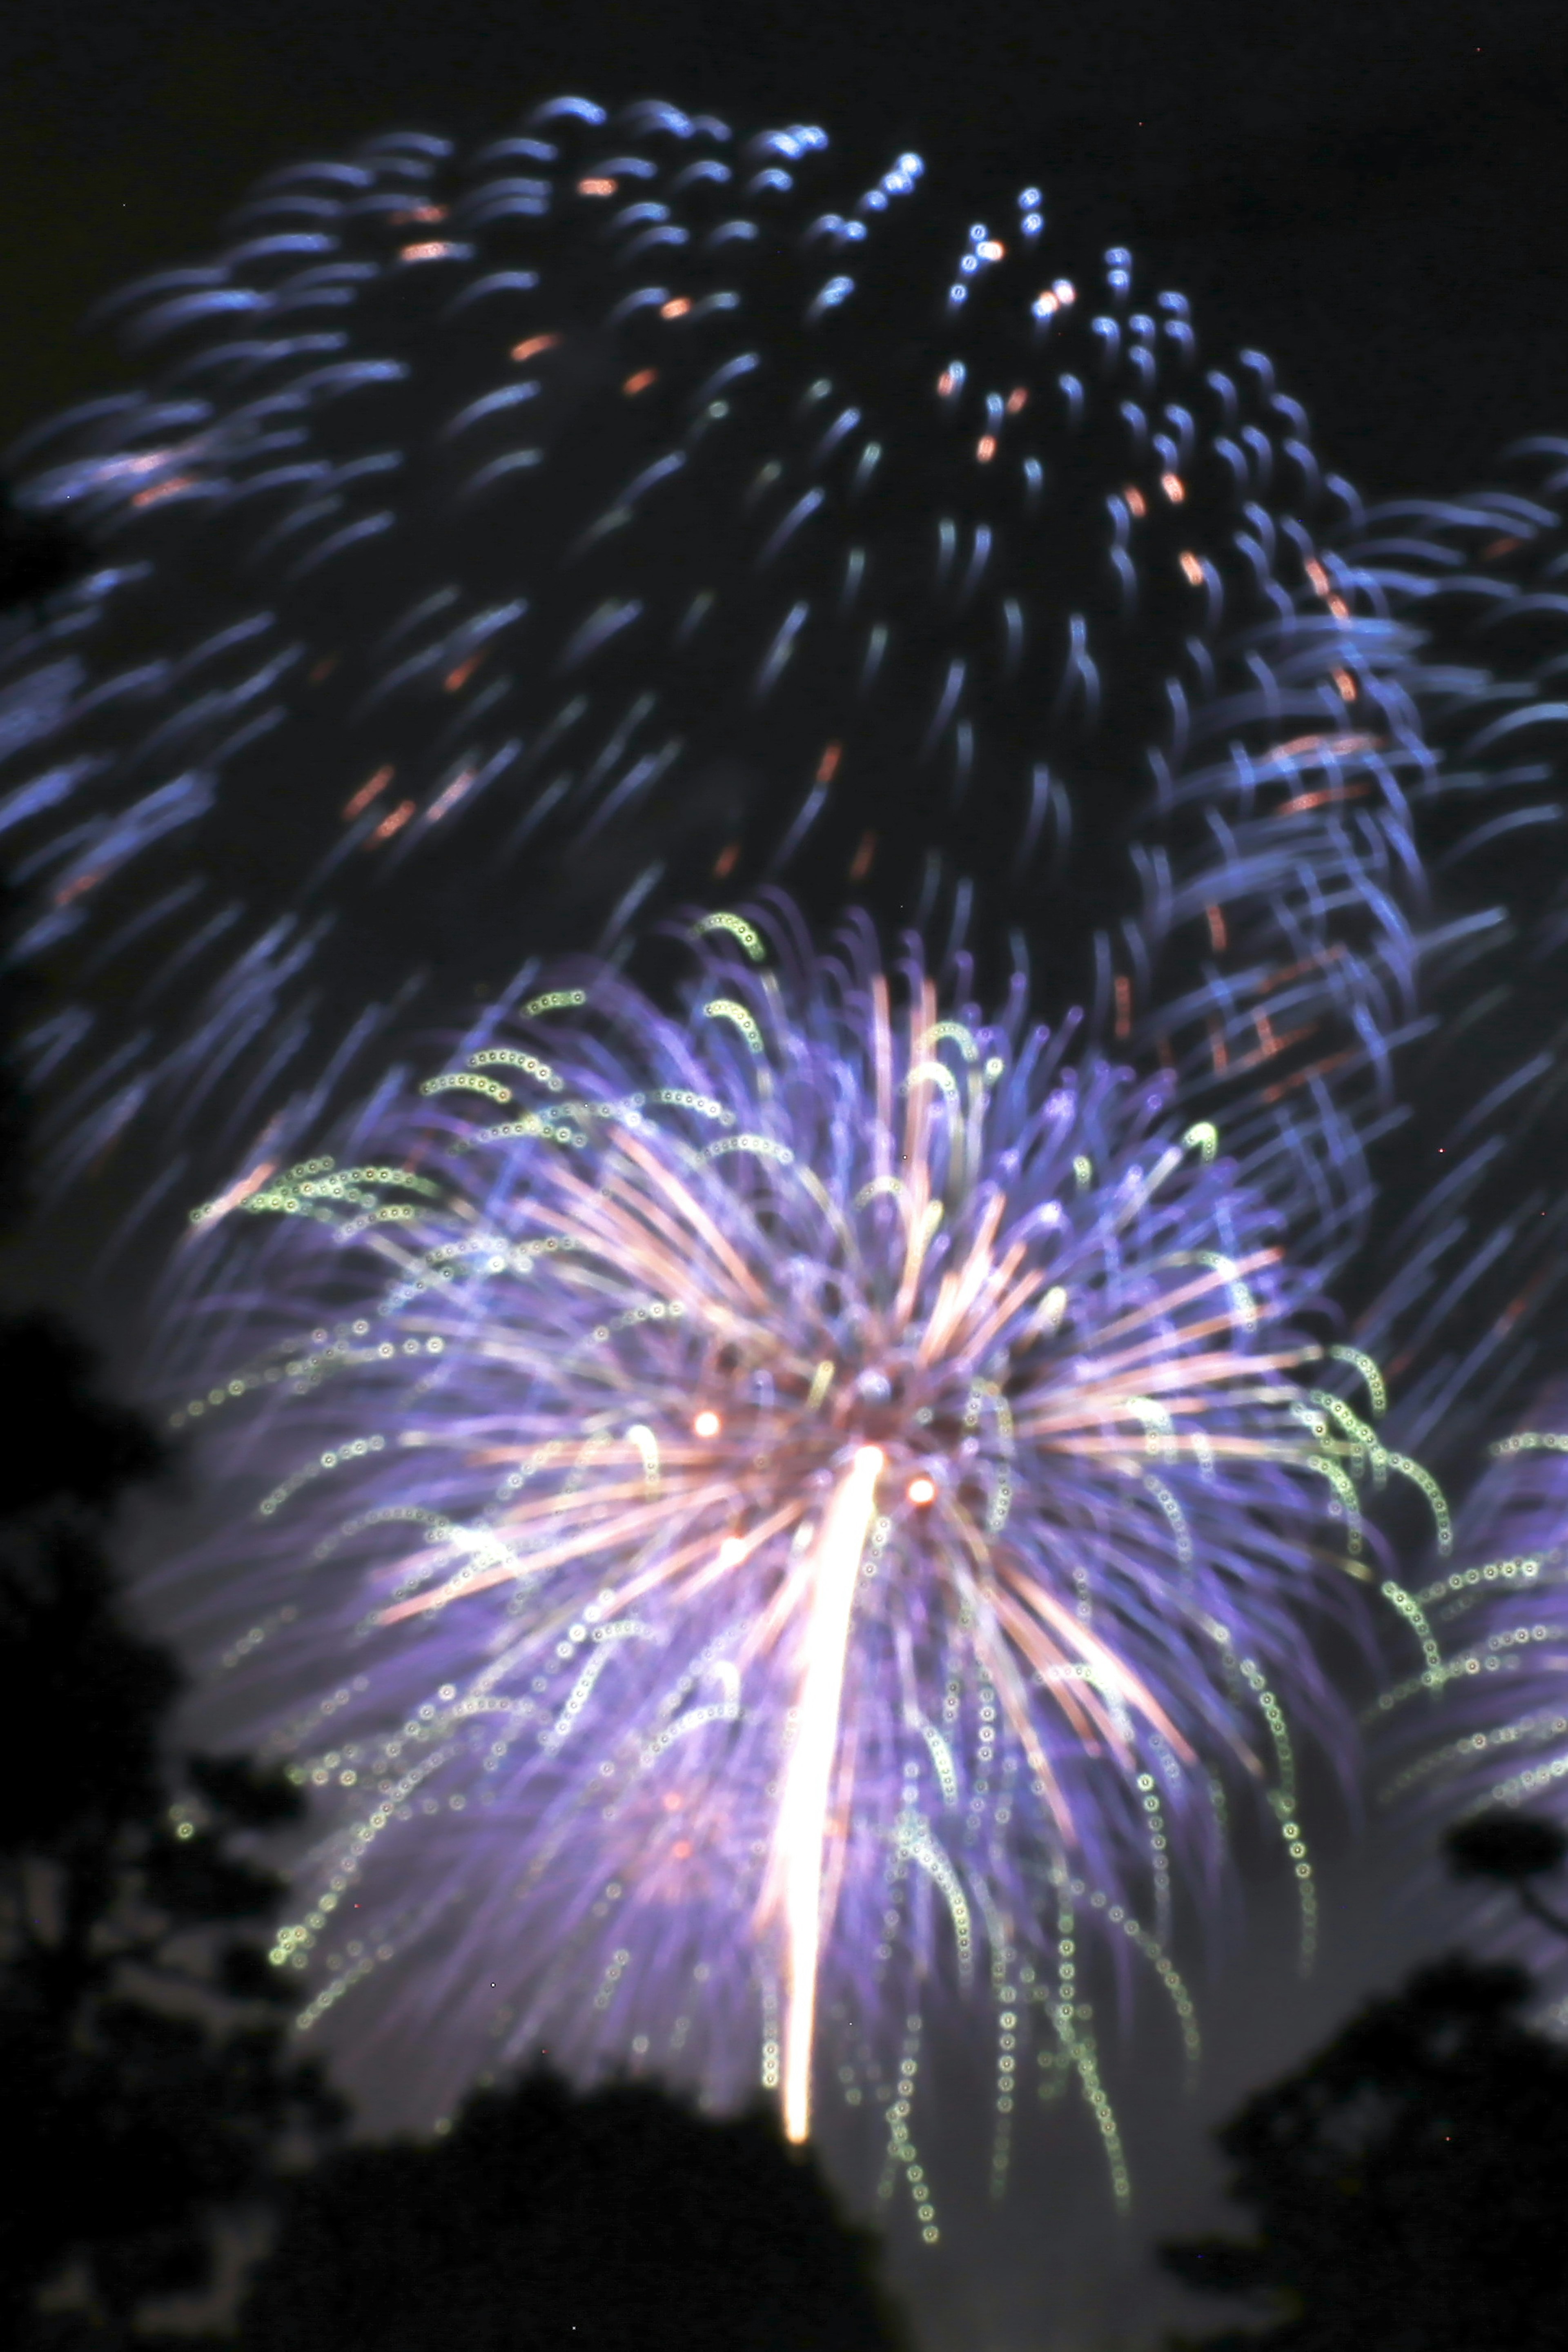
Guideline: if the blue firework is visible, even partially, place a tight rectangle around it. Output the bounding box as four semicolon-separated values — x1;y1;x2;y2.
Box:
1334;444;1568;1468
0;92;1430;1271
1336;453;1568;2022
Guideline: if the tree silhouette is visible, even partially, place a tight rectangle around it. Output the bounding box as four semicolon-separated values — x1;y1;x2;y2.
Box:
0;1334;345;2344
1160;1956;1568;2351
1444;1814;1568;1939
239;2068;910;2352
0;726;342;2339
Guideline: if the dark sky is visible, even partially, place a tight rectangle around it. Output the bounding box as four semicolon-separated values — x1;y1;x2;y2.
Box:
5;4;1567;2346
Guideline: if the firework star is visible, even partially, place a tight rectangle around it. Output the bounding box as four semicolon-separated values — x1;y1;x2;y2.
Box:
162;900;1436;2212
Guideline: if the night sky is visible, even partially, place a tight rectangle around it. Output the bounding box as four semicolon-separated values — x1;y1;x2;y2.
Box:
4;4;1568;2346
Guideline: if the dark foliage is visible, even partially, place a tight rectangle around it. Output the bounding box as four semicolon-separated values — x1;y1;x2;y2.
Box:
0;1313;165;1516
1160;1956;1568;2352
1444;1815;1568;1937
1446;1813;1568;1884
0;675;344;2336
0;1286;343;2339
239;2068;909;2352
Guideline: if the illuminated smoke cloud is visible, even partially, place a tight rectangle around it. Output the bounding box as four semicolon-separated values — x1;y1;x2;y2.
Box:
0;93;1431;1254
162;902;1435;2215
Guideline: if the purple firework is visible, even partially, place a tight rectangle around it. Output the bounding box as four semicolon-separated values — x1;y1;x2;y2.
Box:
161;900;1437;2215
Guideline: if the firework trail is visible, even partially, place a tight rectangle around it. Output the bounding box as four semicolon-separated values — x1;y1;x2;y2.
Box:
1375;1380;1568;2022
0;93;1434;1268
164;898;1437;2213
1337;447;1568;2029
1333;441;1568;1475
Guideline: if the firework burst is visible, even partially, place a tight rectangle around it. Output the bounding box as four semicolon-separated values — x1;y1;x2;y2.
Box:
164;902;1434;2204
1;91;1439;1259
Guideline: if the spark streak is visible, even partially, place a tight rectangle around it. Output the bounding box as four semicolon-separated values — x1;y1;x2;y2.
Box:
771;1442;885;2143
